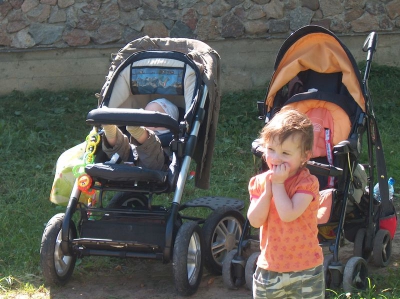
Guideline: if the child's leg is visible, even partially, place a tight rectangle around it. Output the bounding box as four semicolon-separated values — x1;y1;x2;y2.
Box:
286;265;325;299
253;265;325;299
253;267;286;299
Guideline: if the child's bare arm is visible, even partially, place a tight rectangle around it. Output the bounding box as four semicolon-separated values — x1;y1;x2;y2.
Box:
247;174;272;228
270;163;313;222
272;183;313;222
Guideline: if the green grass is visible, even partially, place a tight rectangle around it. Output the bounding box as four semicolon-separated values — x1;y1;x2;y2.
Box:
0;64;400;297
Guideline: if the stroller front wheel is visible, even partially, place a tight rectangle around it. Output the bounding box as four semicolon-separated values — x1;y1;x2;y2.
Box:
202;207;245;275
173;221;204;296
373;229;392;267
40;213;77;286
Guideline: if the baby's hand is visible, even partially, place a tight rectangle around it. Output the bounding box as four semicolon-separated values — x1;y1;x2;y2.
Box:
271;163;289;184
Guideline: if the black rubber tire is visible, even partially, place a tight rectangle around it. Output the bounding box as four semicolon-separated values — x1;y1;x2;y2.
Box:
202;207;245;275
373;229;392;267
353;228;372;260
245;251;259;291
40;213;77;286
173;221;204;296
342;257;368;293
106;192;148;209
222;249;245;290
323;254;333;289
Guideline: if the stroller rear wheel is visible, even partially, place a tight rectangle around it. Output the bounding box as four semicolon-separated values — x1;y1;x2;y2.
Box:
353;228;372;260
245;251;259;291
202;207;245;275
106;192;148;209
40;213;77;286
323;254;333;289
342;256;368;293
222;249;246;289
373;229;392;267
173;221;204;296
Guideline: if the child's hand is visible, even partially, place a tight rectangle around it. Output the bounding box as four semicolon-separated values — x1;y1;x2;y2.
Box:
271;163;289;184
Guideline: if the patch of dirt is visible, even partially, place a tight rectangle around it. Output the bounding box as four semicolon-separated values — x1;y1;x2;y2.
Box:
5;209;400;299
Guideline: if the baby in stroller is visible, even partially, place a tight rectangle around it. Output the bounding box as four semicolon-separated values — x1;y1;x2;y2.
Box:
101;98;179;170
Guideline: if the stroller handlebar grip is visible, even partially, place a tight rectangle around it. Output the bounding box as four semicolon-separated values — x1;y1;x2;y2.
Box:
86;108;180;134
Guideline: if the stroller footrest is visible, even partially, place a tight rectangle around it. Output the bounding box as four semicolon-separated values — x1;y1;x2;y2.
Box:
85;163;167;183
181;196;245;210
79;217;166;248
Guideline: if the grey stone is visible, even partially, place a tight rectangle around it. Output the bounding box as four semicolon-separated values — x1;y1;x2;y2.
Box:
221;14;244;38
58;0;74;9
366;1;385;15
196;16;219;40
289;6;314;31
300;0;319;10
210;1;231;17
330;17;351;33
21;0;39;13
99;0;120;23
193;2;209;15
319;0;343;17
65;6;78;27
170;20;196;38
351;12;379;32
62;28;90;46
247;5;266;20
138;4;161;20
118;0;140;11
253;0;270;4
91;23;123;44
49;6;67;23
269;18;289;33
244;19;268;35
7;20;29;33
177;0;199;9
26;3;51;22
387;0;400;19
263;0;284;20
143;20;169;37
123;27;144;43
344;8;364;22
379;15;394;30
0;2;11;22
182;8;198;30
10;0;24;9
310;18;330;29
77;13;101;30
344;0;366;9
0;24;11;45
81;0;101;14
226;0;244;6
11;28;36;48
28;23;63;44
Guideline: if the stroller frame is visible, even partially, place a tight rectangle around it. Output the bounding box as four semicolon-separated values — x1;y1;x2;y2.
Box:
222;26;396;293
40;38;245;296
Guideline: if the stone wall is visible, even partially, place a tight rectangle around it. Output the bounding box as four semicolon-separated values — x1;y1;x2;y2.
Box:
1;0;400;95
1;0;400;49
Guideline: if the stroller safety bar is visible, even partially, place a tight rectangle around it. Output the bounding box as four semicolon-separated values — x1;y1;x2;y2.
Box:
86;108;180;135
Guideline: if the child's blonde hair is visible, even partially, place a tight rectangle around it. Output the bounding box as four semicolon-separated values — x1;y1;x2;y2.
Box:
260;108;314;160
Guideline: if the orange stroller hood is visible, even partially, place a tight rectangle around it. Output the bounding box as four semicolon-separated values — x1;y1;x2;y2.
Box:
265;26;366;113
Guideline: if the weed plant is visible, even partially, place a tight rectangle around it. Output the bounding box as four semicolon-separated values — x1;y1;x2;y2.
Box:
0;64;400;297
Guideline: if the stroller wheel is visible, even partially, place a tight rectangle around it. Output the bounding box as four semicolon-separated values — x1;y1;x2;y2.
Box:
173;221;204;296
373;229;392;267
342;257;368;293
106;192;148;209
202;207;245;275
353;228;372;260
245;251;259;291
323;254;333;289
40;213;77;286
222;249;246;289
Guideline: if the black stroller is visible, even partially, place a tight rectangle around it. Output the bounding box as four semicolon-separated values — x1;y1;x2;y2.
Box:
40;37;245;296
222;25;397;293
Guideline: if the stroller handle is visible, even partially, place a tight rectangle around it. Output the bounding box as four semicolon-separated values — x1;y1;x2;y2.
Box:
86;108;180;134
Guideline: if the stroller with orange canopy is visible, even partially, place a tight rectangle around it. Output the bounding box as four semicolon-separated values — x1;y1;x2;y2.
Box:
222;25;397;293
